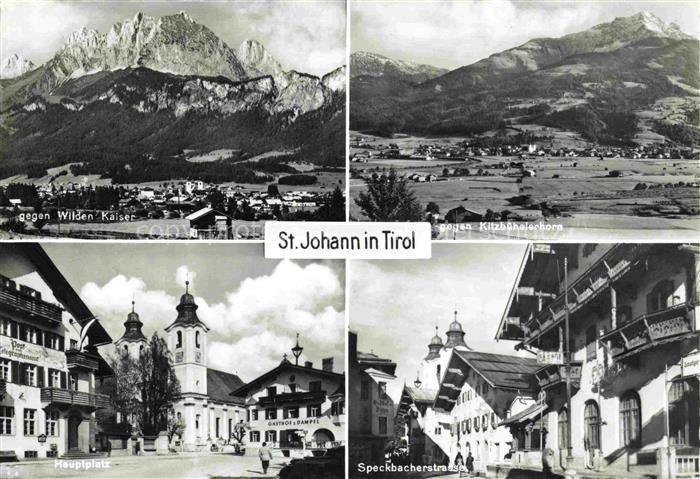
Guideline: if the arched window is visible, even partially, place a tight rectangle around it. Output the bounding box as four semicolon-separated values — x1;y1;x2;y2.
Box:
620;391;641;447
584;400;600;450
195;331;200;348
436;364;441;379
646;279;675;313
176;331;182;348
123;345;128;354
558;407;569;449
669;378;699;446
139;345;144;353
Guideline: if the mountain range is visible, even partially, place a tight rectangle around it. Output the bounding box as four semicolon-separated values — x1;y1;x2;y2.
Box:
350;12;699;147
0;11;346;181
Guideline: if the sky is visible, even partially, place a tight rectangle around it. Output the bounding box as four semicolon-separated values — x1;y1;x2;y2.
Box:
43;243;345;383
0;0;346;77
349;242;530;401
351;0;700;69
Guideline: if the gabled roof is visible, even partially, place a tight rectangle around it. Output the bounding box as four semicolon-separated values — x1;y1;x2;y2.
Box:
453;350;539;391
11;244;112;346
357;351;397;376
230;362;343;398
404;386;437;403
207;368;245;405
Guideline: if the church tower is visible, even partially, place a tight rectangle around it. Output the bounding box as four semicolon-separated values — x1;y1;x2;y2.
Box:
165;281;209;395
114;300;148;358
444;310;471;350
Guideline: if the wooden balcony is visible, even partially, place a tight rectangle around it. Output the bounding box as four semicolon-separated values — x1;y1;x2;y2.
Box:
523;245;644;345
0;280;62;324
535;362;582;389
41;387;110;410
600;303;696;359
65;349;100;370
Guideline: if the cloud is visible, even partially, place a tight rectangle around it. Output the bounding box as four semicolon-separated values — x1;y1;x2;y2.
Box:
175;266;197;291
81;259;345;381
1;1;346;77
80;274;178;339
0;1;90;63
351;0;698;69
238;1;346;75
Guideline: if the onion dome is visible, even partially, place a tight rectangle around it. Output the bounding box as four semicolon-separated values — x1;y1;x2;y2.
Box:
165;281;209;331
444;310;471;350
425;326;443;360
118;300;147;342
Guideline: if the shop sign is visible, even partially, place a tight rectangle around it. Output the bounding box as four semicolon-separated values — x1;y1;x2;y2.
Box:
0;336;66;369
680;352;700;377
267;418;320;427
537;350;563;365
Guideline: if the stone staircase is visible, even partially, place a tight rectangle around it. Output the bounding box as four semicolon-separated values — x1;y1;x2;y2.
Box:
60;449;107;459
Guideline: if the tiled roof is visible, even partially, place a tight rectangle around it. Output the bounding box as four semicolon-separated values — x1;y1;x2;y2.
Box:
207;368;245;405
454;350;539;391
404;386;437;403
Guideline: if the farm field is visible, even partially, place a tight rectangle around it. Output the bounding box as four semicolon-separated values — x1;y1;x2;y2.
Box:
350;132;700;234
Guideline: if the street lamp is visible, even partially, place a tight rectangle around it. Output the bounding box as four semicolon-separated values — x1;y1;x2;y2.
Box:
291;333;303;366
414;372;422;389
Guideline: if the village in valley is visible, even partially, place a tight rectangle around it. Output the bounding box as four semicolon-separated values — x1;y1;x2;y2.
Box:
0;172;345;239
349;130;699;233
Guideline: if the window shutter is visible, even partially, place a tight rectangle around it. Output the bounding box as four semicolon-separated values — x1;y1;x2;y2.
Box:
60;371;67;389
10;361;19;384
37;366;45;388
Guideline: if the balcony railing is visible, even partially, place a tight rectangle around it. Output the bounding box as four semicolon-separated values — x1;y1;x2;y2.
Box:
0;280;62;323
41;387;110;409
65;349;100;370
535;362;582;389
524;245;643;343
600;303;695;358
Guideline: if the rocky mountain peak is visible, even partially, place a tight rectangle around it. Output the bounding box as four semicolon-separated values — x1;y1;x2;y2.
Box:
609;11;693;40
238;39;286;83
0;53;36;79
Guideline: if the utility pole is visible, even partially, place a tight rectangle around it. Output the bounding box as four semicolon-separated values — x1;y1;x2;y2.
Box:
564;256;574;473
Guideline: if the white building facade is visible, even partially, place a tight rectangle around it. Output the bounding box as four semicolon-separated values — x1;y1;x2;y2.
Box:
0;244;113;460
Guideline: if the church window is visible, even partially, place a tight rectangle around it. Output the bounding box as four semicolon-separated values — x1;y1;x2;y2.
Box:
176;331;182;349
195;331;201;348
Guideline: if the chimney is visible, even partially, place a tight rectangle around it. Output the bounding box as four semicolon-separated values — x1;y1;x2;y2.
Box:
322;357;333;372
304;361;313;368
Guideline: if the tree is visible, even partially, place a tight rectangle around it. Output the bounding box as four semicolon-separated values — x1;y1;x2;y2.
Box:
355;169;423;221
167;413;186;442
107;352;141;427
426;202;440;215
314;186;345;221
138;333;181;436
267;184;280;197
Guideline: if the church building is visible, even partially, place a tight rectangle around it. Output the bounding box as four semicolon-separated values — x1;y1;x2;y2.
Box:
115;281;246;452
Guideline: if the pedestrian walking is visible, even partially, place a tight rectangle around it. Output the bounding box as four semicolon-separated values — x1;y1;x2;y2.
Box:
466;452;474;476
259;442;272;475
454;451;465;477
